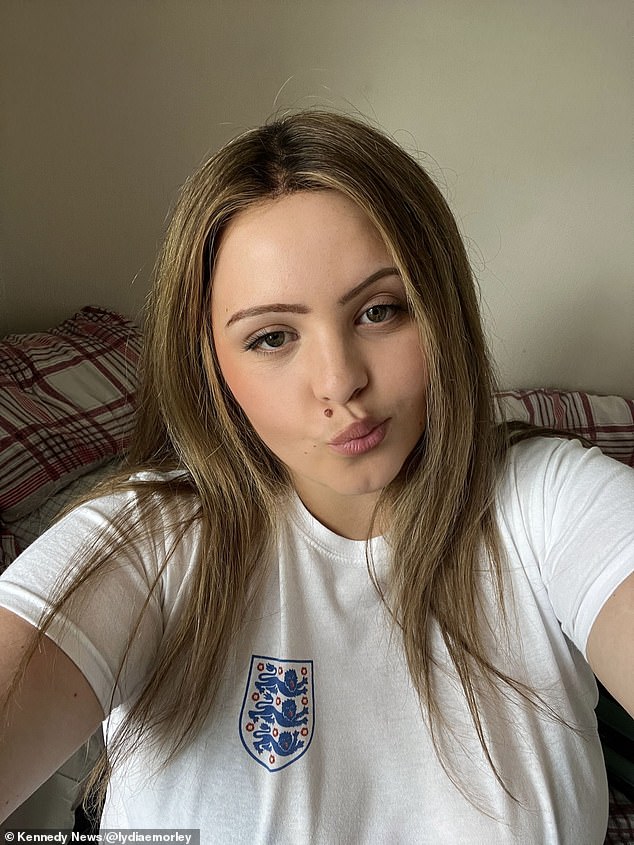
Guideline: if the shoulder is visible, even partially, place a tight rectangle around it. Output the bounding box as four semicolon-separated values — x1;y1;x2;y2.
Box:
1;468;202;593
504;433;593;474
68;467;199;535
497;435;634;544
500;435;633;501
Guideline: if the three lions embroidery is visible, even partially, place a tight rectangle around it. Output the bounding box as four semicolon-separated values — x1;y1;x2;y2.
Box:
240;656;315;771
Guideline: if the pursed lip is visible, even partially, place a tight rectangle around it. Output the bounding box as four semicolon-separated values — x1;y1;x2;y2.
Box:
329;418;386;445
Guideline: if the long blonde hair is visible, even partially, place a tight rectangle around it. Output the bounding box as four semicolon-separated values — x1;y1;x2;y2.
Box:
29;111;541;806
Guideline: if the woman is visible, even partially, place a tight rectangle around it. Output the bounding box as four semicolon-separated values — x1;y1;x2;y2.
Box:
1;111;632;842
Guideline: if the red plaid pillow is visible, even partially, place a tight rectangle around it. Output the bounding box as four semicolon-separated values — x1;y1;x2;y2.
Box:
495;389;634;468
0;306;141;520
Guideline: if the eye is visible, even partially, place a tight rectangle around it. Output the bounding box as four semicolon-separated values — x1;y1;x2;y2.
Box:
244;329;295;353
358;302;402;325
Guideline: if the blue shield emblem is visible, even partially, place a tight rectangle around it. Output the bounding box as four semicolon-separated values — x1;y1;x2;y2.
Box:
239;655;315;772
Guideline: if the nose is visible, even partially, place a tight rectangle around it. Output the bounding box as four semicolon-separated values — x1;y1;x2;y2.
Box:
310;335;369;406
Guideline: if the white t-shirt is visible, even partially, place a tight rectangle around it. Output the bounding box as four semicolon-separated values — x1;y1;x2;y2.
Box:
1;438;633;843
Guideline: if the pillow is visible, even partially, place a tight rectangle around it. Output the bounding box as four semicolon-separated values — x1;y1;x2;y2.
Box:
495;388;634;467
0;306;141;521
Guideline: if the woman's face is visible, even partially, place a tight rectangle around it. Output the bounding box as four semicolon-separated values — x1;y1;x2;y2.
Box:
211;190;428;538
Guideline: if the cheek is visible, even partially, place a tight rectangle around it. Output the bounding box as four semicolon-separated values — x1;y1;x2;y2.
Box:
389;339;429;398
399;353;429;432
215;354;298;445
226;377;269;430
218;362;252;410
213;353;260;434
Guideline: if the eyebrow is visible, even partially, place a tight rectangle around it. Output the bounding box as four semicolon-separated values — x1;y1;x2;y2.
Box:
225;266;400;327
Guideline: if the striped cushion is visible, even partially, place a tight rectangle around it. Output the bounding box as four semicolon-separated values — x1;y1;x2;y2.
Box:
0;306;141;522
495;389;634;467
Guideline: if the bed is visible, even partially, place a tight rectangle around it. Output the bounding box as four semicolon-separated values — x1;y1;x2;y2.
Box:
0;307;632;840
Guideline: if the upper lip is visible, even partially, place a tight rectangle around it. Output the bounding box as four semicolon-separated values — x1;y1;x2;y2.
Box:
329;418;385;445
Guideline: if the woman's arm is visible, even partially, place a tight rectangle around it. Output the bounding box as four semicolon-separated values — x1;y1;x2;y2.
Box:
0;607;104;823
587;570;634;718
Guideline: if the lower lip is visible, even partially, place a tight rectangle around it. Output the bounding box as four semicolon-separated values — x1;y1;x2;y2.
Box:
328;421;388;456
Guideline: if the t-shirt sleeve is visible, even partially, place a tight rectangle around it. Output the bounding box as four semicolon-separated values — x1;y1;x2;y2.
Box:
507;438;634;658
0;493;168;715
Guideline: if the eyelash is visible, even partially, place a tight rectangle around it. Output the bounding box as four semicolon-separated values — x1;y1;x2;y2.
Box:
243;329;296;353
357;302;404;325
243;300;406;354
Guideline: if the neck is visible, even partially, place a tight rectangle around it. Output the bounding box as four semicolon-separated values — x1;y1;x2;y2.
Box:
296;491;383;540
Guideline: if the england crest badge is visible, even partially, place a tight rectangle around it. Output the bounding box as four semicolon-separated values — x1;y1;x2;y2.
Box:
239;655;315;772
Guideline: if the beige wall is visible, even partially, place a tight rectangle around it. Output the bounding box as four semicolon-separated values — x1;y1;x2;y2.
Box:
1;0;632;395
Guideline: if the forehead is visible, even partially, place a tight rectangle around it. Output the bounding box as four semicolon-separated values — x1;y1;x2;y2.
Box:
211;190;392;308
218;189;387;255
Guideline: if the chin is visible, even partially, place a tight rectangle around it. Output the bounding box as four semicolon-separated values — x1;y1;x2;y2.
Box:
325;469;400;499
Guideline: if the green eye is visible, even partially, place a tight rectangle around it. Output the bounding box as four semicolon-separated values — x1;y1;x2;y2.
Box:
365;305;391;323
245;330;292;352
262;332;286;348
